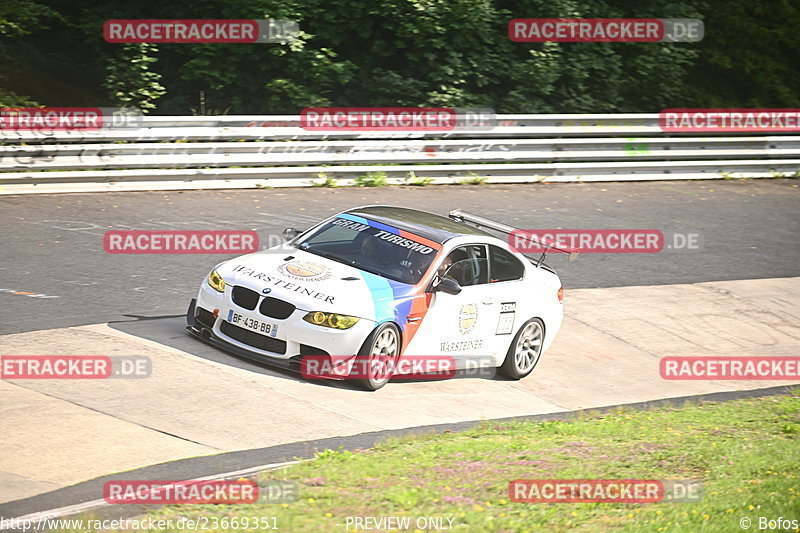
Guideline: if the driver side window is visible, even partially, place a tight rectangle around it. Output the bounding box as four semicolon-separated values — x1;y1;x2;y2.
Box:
440;245;489;287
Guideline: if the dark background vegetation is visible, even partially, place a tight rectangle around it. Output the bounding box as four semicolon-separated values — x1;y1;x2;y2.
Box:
1;0;798;114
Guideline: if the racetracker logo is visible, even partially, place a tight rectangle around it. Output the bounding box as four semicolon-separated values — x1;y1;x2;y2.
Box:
509;230;702;254
104;19;299;43
660;109;800;132
508;18;703;42
103;230;259;254
103;480;296;504
300;107;496;131
509;479;702;503
510;479;663;503
300;355;496;380
511;229;663;254
660;357;800;380
301;108;456;131
0;107;142;131
104;480;255;504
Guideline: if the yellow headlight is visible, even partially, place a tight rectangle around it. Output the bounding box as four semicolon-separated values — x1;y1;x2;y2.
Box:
208;269;226;292
303;311;359;329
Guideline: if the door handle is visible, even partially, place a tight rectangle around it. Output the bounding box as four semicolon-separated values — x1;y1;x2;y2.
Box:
481;298;494;305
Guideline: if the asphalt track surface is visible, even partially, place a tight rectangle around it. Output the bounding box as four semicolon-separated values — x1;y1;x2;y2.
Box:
1;179;798;336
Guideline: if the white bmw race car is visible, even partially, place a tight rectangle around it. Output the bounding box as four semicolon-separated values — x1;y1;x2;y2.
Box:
187;206;574;390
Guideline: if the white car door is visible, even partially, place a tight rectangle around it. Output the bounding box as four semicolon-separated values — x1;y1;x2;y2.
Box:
407;245;498;366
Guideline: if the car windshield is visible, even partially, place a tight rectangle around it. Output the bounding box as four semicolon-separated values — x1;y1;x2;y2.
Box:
296;216;439;284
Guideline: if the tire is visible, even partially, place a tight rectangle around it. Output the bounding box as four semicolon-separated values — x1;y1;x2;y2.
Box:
352;322;401;391
499;318;545;379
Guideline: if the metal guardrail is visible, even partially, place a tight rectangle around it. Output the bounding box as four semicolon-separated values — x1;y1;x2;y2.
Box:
1;114;799;194
1;137;798;170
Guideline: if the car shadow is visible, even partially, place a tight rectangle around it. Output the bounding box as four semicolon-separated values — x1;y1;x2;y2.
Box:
107;315;357;391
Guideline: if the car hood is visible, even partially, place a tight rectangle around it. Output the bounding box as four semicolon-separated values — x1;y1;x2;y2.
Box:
216;247;418;321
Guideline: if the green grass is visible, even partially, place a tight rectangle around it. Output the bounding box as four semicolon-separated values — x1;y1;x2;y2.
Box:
767;169;800;179
311;172;338;187
353;171;388;187
456;172;488;185
405;171;434;186
61;391;799;532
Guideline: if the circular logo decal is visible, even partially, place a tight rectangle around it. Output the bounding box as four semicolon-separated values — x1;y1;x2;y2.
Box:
262;288;272;294
278;261;332;282
458;303;478;334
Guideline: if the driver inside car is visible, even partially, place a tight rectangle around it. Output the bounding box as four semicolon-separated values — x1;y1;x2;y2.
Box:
359;234;385;262
438;249;467;281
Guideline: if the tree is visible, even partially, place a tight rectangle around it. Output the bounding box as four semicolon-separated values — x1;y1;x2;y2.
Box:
0;0;61;106
1;0;797;113
103;44;166;113
686;0;800;107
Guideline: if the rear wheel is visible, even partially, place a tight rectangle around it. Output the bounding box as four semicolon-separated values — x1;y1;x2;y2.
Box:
353;323;401;391
499;318;544;379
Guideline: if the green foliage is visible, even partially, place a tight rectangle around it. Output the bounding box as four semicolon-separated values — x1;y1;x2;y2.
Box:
312;171;339;187
312;447;353;460
458;172;488;185
405;171;434;186
354;171;388;187
783;422;799;434
686;0;800;107
103;44;166;112
0;88;39;107
0;0;61;106
0;0;797;113
0;0;60;38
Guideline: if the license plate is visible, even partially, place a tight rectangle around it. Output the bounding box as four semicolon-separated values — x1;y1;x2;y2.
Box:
227;310;279;338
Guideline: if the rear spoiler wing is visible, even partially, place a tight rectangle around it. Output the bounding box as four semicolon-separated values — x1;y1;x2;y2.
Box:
448;209;579;266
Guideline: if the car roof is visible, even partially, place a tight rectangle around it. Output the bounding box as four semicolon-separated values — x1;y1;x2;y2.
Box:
346;205;495;244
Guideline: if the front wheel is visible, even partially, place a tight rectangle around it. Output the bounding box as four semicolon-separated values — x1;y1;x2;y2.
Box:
352;323;401;391
499;318;545;379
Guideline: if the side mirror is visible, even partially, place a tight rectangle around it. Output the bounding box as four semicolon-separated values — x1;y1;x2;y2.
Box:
282;228;301;242
433;277;462;295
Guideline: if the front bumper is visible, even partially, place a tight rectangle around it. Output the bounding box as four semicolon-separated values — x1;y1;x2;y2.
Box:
187;286;369;378
196;280;375;355
186;298;302;372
